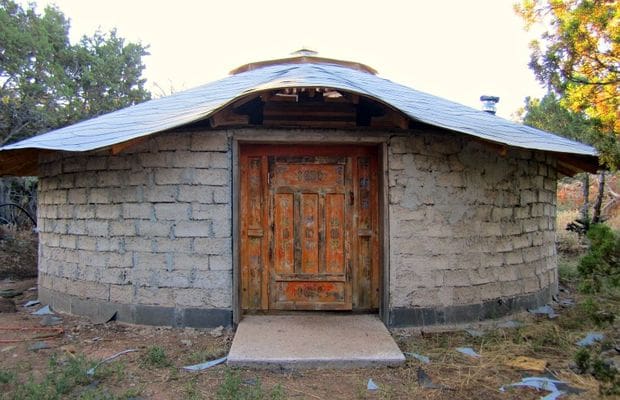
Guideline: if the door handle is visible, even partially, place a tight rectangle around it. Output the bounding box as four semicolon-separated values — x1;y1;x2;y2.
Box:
349;191;354;205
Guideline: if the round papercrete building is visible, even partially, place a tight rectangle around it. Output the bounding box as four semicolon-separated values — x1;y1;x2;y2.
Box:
0;53;598;328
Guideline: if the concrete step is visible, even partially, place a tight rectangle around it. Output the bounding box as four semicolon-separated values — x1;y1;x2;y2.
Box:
227;314;405;369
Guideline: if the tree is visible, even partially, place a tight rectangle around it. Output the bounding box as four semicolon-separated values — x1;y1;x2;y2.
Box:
515;0;619;168
0;0;151;145
521;94;608;229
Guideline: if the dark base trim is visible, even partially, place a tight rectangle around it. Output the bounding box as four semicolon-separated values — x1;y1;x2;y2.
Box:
389;287;552;327
39;287;232;328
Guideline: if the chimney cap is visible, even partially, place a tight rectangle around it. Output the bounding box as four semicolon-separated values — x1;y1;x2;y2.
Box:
480;95;500;114
480;95;500;103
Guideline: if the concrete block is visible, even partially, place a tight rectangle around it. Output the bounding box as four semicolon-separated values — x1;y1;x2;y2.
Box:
85;220;109;237
154;168;193;185
134;287;174;306
95;205;121;219
209;152;229;168
194;169;229;186
194;237;232;255
110;221;136;236
74;205;96;219
178;185;214;203
134;304;176;326
156;133;190;151
134;252;168;270
212;218;231;238
182;308;232;328
153;238;192;253
175;221;211;237
123;203;153;219
192;204;230;220
172;151;210;168
174;253;208;271
212;187;230;204
68;188;88;204
97;171;122;187
154;203;190;220
136;221;171;237
139;152;172;168
191;132;229;151
108;156;133;170
74;172;97;188
210;254;232;270
86;156;108;171
143;185;177;202
89;188;110;204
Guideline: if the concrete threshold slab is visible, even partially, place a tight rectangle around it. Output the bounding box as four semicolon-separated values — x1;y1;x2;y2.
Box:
227;314;405;369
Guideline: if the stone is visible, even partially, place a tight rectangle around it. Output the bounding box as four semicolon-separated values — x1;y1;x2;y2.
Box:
29;341;51;351
40;315;63;326
210;325;224;338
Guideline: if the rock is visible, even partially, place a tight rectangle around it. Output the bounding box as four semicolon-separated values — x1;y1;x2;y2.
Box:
0;297;16;313
29;341;50;351
40;315;63;326
210;325;224;338
180;339;193;347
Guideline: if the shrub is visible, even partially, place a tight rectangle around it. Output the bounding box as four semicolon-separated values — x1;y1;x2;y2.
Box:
577;224;620;293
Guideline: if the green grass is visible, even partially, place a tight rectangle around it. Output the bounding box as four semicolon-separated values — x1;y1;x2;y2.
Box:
0;354;141;400
141;346;172;368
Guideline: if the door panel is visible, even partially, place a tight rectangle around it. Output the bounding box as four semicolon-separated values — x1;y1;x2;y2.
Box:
239;145;379;312
325;193;345;274
270;157;350;310
273;193;294;275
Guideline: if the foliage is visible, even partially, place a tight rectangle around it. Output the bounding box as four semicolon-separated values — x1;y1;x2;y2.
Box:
141;346;171;368
0;369;15;384
577;223;620;293
573;346;620;395
216;370;285;400
0;0;151;145
0;177;37;227
515;0;619;167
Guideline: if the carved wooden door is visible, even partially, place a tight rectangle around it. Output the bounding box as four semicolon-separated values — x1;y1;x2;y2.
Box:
240;145;379;312
269;156;352;310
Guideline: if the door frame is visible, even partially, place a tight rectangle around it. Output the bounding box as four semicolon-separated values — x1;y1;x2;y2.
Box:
232;136;390;326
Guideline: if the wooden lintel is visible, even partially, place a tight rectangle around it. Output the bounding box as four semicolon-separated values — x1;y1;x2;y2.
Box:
210;107;249;128
110;137;148;155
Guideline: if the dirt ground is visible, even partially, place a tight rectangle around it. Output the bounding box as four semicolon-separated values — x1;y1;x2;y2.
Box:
1;277;614;399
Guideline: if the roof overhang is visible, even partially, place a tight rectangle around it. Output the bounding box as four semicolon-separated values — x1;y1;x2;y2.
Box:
0;59;599;177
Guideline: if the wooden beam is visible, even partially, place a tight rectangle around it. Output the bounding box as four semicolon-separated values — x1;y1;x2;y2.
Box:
555;153;599;174
109;137;149;155
370;108;409;130
209;107;250;128
0;149;41;176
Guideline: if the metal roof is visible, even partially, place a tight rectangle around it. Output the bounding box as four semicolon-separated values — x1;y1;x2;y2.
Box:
0;60;597;157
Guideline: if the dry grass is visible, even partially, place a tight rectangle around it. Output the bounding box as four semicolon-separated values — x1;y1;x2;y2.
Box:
0;227;37;279
556;209;586;254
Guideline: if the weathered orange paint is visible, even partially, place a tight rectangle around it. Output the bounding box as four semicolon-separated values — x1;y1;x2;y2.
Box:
239;144;379;312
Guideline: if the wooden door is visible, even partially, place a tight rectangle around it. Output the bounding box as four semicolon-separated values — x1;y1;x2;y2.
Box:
269;156;351;310
240;145;379;312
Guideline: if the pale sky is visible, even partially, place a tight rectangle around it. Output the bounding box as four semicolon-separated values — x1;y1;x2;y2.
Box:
31;0;546;119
